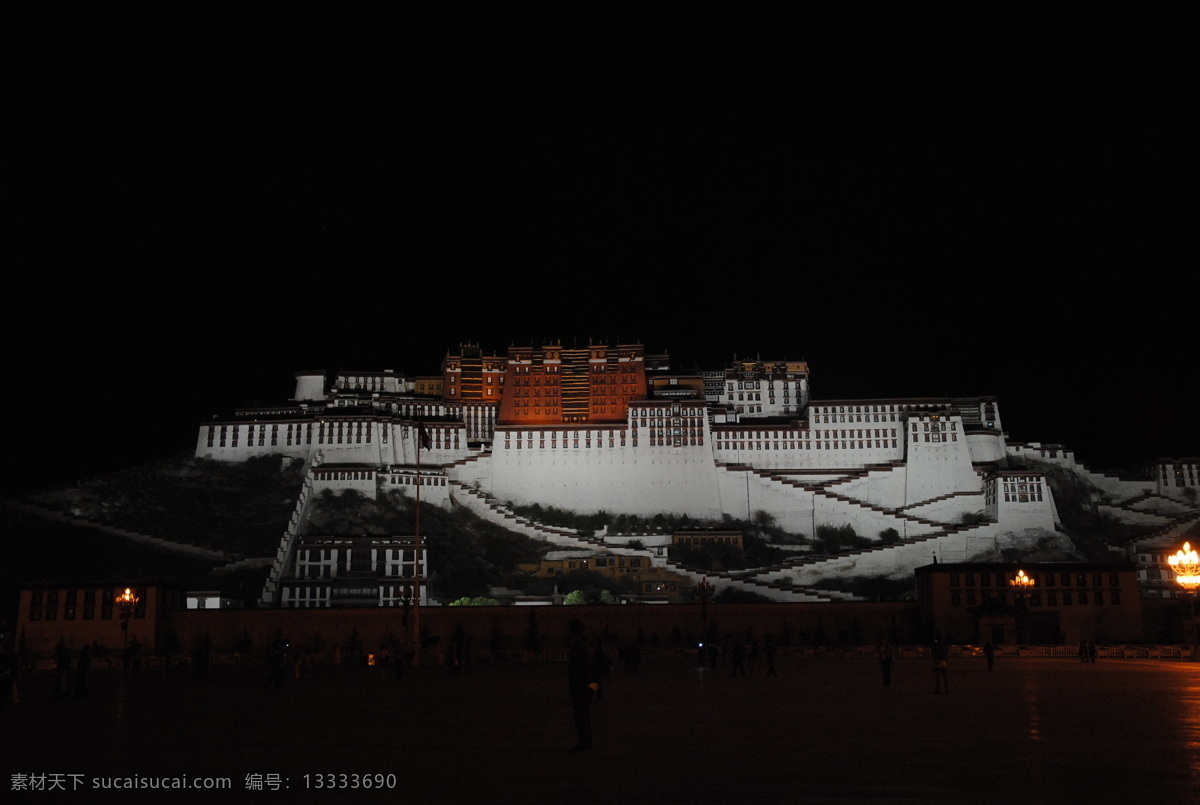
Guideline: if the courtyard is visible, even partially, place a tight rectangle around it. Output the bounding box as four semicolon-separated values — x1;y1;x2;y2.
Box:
3;648;1197;804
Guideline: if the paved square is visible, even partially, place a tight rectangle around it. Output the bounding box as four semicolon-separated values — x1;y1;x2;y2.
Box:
3;650;1197;804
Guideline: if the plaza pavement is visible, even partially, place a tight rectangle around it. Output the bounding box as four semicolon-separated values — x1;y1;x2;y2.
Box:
2;648;1197;805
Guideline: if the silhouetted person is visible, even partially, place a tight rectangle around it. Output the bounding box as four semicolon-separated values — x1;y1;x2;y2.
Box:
877;640;894;686
264;639;287;689
730;639;746;677
592;640;611;702
1078;641;1087;663
623;641;641;673
707;641;718;671
747;638;760;675
55;641;71;699
74;645;91;698
1088;642;1097;664
932;638;949;693
984;641;995;671
459;633;474;674
567;619;599;752
0;648;16;709
764;636;777;677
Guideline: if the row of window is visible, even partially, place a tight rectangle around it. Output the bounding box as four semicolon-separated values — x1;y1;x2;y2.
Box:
27;589;145;622
387;475;446;486
717;440;899;451
951;589;1121;606
950;571;1121;587
207;421;389;448
505;436;632;449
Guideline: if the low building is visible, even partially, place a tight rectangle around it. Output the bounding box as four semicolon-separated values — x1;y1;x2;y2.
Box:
280;535;429;609
671;531;744;551
14;581;181;657
915;562;1144;645
528;550;694;603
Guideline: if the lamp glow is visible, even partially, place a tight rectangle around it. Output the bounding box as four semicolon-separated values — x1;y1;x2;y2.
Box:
1167;542;1200;591
1010;569;1035;591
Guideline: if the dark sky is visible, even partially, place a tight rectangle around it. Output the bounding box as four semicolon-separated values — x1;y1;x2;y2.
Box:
6;8;1194;493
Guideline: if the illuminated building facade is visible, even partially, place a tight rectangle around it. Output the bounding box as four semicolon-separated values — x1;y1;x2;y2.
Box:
496;342;651;426
194;340;1197;604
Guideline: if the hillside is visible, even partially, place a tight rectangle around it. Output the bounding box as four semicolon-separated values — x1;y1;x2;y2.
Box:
8;451;1189;614
11;454;550;604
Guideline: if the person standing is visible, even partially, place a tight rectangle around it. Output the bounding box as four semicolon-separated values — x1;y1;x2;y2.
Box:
54;641;71;699
74;645;91;699
877;640;895;686
932;638;949;694
984;641;995;671
567;619;599;752
729;638;746;678
591;640;611;703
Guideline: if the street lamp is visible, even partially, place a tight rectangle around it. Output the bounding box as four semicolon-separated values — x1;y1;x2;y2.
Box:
1009;569;1035;644
694;577;715;665
116;587;139;650
1167;542;1200;626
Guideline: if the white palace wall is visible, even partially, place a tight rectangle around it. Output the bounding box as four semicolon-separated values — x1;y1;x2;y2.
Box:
822;466;910;510
903;415;982;501
488;434;723;519
195;418;469;469
715;468;816;534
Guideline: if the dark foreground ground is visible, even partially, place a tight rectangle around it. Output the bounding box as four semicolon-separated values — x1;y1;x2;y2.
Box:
2;650;1197;805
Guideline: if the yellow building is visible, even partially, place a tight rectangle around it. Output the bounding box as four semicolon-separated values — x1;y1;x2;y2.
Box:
526;551;694;602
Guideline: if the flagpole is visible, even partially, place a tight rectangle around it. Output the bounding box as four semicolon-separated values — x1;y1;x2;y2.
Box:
412;418;422;667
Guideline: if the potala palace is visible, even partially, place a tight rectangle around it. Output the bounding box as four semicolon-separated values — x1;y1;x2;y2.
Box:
194;342;1200;604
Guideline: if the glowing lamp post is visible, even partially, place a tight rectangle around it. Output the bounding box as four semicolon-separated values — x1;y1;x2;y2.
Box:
1167;542;1200;627
1009;569;1035;644
116;587;139;650
695;577;715;665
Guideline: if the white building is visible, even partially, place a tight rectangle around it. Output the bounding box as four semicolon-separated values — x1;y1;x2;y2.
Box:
196;349;1197;603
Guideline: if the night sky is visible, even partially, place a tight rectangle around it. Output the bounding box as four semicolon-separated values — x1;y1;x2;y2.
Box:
6;9;1194;494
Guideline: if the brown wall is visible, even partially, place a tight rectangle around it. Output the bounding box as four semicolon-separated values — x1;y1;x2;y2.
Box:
21;593;1188;663
158;602;921;659
4;601;923;661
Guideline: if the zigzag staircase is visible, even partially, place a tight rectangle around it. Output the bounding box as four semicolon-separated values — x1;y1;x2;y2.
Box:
447;480;840;602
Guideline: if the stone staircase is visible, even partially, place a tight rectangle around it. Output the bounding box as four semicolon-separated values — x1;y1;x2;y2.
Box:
447;481;840;602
